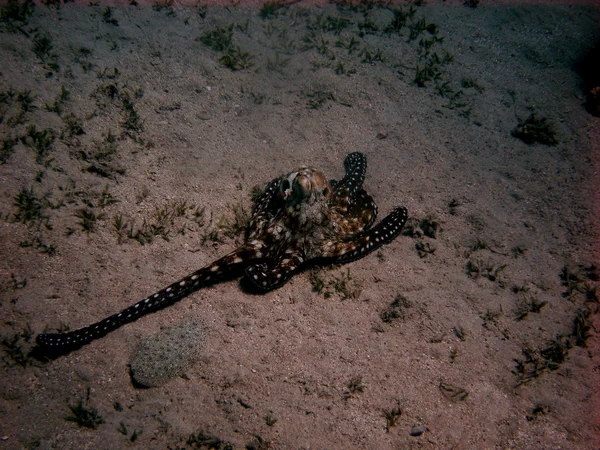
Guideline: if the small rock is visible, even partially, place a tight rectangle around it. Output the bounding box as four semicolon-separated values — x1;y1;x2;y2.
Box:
376;130;388;139
410;425;427;436
130;320;206;387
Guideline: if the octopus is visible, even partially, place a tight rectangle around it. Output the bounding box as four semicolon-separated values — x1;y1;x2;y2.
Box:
36;152;408;350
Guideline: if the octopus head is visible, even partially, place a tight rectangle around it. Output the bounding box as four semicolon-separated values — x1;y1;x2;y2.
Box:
280;167;331;209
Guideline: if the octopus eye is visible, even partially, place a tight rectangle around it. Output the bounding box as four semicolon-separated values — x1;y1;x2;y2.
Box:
294;175;312;197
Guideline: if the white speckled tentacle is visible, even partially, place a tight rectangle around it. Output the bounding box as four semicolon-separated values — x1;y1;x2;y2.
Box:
250;177;282;219
322;206;408;263
352;189;379;229
245;249;305;291
335;152;367;198
247;177;284;240
36;244;263;349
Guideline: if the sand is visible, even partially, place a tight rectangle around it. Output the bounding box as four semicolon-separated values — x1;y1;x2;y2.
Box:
0;1;599;448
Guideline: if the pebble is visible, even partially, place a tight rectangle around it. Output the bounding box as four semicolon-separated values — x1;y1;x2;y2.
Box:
197;110;211;120
376;129;388;139
410;425;427;436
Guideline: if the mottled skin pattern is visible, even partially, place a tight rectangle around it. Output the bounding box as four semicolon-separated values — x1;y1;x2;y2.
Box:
36;153;408;350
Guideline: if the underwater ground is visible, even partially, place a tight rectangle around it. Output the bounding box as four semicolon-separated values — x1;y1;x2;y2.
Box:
0;1;599;448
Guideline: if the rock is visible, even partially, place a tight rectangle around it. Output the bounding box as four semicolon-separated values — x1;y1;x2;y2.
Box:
130;320;206;387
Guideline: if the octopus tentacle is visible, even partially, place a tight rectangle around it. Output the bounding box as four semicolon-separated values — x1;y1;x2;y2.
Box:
320;207;408;263
247;177;283;239
250;177;282;218
334;152;367;199
36;244;262;349
348;189;378;229
245;249;305;291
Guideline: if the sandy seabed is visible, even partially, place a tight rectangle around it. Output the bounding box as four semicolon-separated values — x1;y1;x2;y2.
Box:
0;1;599;448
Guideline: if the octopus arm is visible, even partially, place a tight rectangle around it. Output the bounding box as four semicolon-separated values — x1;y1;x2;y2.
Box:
247;177;284;240
35;244;263;350
251;177;282;218
333;152;367;198
322;206;408;264
347;189;378;229
244;250;304;291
